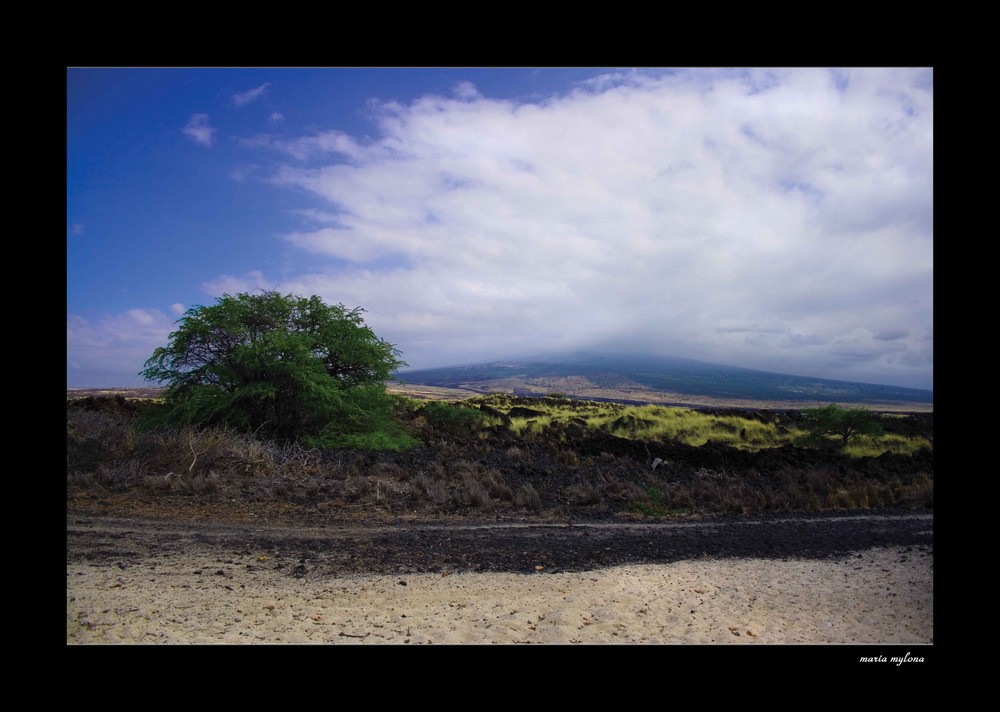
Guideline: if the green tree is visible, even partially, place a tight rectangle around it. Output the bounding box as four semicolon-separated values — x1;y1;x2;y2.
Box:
801;404;884;448
141;291;414;448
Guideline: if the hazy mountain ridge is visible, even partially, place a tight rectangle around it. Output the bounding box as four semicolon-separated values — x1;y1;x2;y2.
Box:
396;352;933;408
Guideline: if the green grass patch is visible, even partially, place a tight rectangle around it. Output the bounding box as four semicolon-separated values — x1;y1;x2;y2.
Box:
463;394;929;457
417;401;493;429
845;434;932;458
308;429;421;451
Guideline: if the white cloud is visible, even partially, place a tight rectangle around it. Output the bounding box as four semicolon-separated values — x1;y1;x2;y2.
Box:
233;82;271;107
264;68;933;388
251;130;365;162
269;111;285;123
292;208;345;224
182;113;215;146
67;309;176;387
283;227;389;262
170;303;186;315
453;81;481;100
201;270;272;296
79;69;932;390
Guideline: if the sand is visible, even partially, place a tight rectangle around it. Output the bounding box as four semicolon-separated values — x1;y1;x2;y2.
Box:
67;545;931;645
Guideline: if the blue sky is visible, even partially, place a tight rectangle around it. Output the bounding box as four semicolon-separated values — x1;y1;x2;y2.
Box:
67;67;933;390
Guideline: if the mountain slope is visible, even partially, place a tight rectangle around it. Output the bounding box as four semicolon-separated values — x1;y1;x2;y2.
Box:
395;352;933;408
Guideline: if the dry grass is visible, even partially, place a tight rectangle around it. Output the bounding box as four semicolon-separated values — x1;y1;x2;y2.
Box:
67;398;932;518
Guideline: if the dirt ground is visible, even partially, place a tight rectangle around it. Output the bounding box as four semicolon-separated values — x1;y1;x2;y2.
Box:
67;508;933;646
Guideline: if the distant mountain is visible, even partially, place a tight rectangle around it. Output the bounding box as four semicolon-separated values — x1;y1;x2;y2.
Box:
395;352;933;408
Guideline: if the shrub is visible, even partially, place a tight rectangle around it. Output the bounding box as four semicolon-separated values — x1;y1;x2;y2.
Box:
514;484;542;510
801;404;884;448
417;401;491;434
140;291;412;449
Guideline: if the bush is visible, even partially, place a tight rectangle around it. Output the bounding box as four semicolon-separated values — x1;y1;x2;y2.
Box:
417;401;491;435
141;291;412;448
801;404;884;448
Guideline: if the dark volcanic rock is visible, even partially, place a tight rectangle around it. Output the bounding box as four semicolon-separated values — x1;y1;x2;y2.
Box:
508;406;545;418
67;511;934;578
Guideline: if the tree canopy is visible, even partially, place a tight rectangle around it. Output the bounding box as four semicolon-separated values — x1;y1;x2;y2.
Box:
801;404;884;447
141;291;411;447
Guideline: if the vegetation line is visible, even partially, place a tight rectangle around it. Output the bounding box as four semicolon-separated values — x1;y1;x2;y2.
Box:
68;392;932;520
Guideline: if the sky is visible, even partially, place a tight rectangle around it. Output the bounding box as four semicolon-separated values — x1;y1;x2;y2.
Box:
67;67;933;391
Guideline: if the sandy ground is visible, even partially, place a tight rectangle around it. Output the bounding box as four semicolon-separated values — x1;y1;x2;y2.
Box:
67;544;931;645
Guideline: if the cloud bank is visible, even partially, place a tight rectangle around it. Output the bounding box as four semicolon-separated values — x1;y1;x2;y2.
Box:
253;68;932;388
